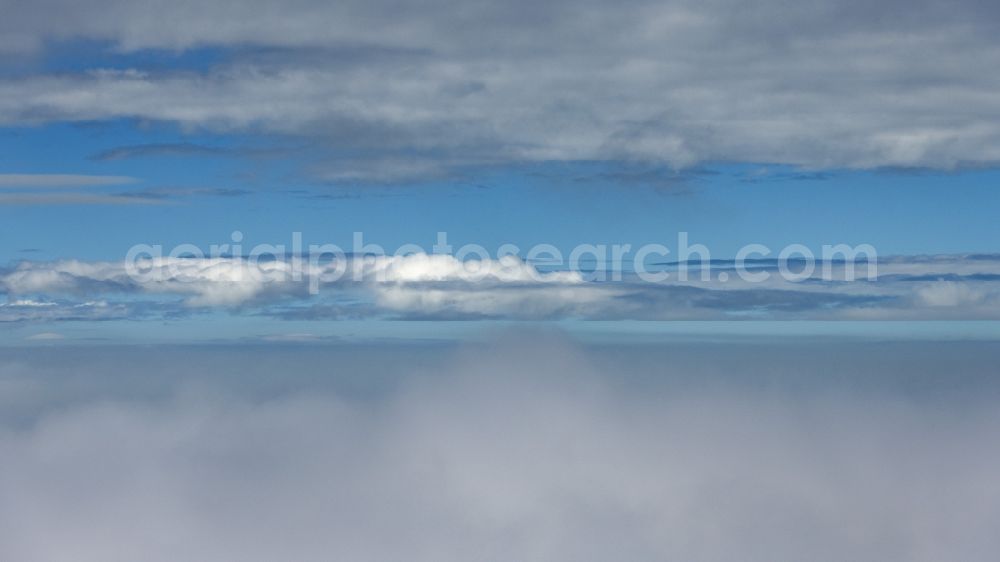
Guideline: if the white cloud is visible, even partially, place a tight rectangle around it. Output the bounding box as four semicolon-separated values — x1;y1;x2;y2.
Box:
0;297;130;322
1;338;999;560
0;254;585;310
4;253;1000;320
374;284;616;319
367;254;583;284
915;281;989;307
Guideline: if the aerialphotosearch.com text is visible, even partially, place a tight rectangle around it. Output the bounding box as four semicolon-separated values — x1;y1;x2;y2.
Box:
125;231;878;293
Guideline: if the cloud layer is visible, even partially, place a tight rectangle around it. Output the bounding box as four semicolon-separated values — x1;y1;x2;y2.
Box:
2;0;1000;179
2;337;999;561
4;252;1000;321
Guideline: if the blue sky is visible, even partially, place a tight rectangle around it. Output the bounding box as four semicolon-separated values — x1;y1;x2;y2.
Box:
3;117;1000;262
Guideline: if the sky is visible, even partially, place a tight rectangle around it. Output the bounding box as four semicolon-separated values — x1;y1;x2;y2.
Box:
3;2;1000;559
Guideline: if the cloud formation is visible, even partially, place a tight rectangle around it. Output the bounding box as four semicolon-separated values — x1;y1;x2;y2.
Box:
0;192;169;205
0;173;175;206
0;298;132;323
4;252;1000;321
0;174;137;188
2;0;1000;179
1;337;999;560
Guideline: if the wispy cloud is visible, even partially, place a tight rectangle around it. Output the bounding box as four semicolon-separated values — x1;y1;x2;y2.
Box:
0;192;166;205
23;331;64;341
0;174;138;188
90;143;288;161
0;174;244;205
113;187;252;201
90;143;232;161
0;298;134;322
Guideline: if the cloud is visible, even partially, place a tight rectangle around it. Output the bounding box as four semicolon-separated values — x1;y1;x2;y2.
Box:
0;298;133;322
0;174;179;206
112;187;253;201
0;174;161;206
5;252;1000;320
90;143;234;160
23;331;64;341
90;143;287;161
1;1;1000;179
1;337;999;560
2;258;298;307
0;254;585;310
0;192;168;205
0;174;137;188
